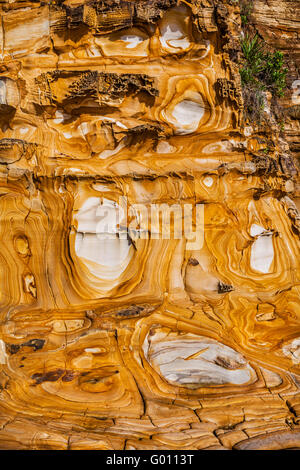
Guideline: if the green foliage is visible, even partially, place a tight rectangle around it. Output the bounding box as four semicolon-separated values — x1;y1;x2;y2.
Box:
240;0;253;26
239;34;288;121
240;34;265;82
240;34;288;97
279;119;285;133
262;50;288;97
238;2;288;123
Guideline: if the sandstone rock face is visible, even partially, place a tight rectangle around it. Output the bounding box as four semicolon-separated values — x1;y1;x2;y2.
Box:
250;0;300;210
0;0;299;450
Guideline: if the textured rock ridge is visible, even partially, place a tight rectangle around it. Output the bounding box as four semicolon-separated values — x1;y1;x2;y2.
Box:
0;0;299;450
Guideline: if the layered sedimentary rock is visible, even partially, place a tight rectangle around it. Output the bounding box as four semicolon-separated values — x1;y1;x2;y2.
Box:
250;0;300;209
0;0;299;450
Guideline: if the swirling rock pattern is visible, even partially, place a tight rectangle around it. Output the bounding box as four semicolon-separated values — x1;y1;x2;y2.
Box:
0;0;299;450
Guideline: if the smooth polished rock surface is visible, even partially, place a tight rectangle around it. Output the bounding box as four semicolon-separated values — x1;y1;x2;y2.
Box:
0;0;299;450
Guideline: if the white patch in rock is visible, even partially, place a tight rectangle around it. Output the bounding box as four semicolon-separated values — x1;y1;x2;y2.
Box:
63;132;73;139
159;6;191;52
166;94;205;135
74;197;131;280
0;78;19;107
0;81;6;104
92;183;112;192
203;176;214;188
283;338;300;364
202;140;232;154
0;340;7;364
200;40;211;59
160;23;190;50
64;168;85;176
172;100;204;127
88;45;102;57
250;224;266;237
53;111;71;124
19;127;29;135
98;141;125;159
98;116;128;130
156;141;175;153
244;126;253;137
250;225;274;274
78;122;90;136
5;16;49;51
144;331;255;388
84;348;103;353
120;35;144;49
75;234;130;270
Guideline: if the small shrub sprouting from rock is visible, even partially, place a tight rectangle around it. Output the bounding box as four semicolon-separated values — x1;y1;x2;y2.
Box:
262;50;288;97
239;33;288;121
240;0;253;26
240;34;287;97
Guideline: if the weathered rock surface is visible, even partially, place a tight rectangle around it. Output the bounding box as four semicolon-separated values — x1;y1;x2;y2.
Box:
250;0;300;208
0;0;299;450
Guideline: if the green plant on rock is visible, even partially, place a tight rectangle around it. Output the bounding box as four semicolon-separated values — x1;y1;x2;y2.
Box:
279;119;285;133
239;33;288;121
262;50;288;97
240;34;288;96
240;34;265;82
240;0;253;26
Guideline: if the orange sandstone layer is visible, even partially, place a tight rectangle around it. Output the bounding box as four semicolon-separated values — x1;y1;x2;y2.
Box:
0;0;299;450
